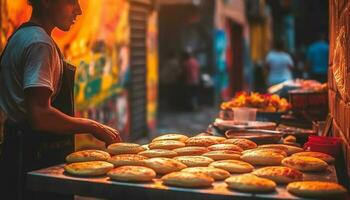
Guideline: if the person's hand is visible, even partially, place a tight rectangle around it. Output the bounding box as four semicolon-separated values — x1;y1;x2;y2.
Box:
102;124;122;142
91;121;122;145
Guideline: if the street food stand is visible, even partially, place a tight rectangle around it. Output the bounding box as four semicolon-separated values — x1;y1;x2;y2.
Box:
26;90;347;199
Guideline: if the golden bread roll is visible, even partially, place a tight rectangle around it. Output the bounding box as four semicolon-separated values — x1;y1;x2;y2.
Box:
182;167;230;180
64;161;113;176
107;166;156;182
259;144;288;151
282;156;328;172
225;174;276;193
173;146;209;156
173;156;214;167
161;172;214;188
107;143;145;155
287;181;347;198
149;140;185;150
152;134;189;143
209;160;254;173
144;157;187;174
138;149;178;158
223;139;258;150
252;166;303;184
241;150;285;166
141;144;149;150
185;135;226;147
202;150;241;161
207;144;243;152
292;151;335;163
243;148;287;157
107;154;148;167
283;135;296;143
259;144;303;155
66;150;110;163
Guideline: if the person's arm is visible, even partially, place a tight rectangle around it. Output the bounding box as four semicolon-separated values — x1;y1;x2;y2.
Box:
25;87;121;145
264;54;271;78
286;53;294;71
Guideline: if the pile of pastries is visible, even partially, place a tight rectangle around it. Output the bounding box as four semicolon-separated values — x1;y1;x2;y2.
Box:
64;133;347;198
220;92;291;113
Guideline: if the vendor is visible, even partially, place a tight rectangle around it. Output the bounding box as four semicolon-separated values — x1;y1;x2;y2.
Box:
0;0;121;199
265;39;294;87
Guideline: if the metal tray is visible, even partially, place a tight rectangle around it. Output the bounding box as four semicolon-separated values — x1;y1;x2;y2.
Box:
27;164;340;200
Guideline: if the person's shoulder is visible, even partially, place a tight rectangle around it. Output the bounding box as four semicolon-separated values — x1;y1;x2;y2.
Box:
283;51;292;57
283;52;292;60
13;26;55;47
321;41;329;48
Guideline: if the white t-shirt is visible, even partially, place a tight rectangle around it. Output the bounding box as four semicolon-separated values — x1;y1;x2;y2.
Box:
265;50;293;86
0;26;62;122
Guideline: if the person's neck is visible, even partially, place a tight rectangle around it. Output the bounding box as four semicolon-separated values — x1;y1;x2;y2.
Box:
29;11;55;35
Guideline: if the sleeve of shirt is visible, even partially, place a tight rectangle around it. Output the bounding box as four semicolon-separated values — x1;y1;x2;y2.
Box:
22;42;56;92
286;54;294;67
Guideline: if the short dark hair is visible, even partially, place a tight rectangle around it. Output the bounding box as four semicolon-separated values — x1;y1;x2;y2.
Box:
274;39;285;51
28;0;40;8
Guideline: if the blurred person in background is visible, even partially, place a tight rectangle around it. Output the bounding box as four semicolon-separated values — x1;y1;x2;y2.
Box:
182;49;200;111
305;33;329;83
0;0;121;199
265;39;294;87
159;51;183;109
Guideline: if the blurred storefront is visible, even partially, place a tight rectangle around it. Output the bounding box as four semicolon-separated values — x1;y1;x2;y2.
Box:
214;0;253;101
157;0;252;108
0;0;158;149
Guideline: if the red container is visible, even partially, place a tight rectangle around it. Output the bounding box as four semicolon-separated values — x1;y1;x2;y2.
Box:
304;136;342;157
288;90;328;121
308;135;342;144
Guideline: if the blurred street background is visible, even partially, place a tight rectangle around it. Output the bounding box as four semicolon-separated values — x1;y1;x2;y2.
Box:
0;0;329;146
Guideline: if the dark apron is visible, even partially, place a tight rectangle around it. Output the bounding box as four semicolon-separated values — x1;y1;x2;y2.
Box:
0;22;75;200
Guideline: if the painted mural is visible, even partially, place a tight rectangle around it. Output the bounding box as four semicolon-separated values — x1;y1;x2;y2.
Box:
0;0;156;149
146;11;158;136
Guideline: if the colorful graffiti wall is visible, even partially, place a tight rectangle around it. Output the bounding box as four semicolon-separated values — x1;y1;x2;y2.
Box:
0;0;158;148
146;11;158;135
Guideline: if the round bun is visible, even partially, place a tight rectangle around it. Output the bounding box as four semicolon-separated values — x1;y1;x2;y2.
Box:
107;154;148;167
209;160;254;173
161;172;214;188
138;149;178;158
282;156;328;172
152;134;189;143
223;139;257;150
287;181;347;198
185;136;226;147
173;156;214;167
252;166;303;184
182;167;230;180
202;150;241;161
241;150;285;166
66;150;110;163
173;146;209;156
108;166;156;182
225;174;276;193
149;140;185;150
292;151;335;163
64;161;113;176
107;143;145;155
144;157;187;174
